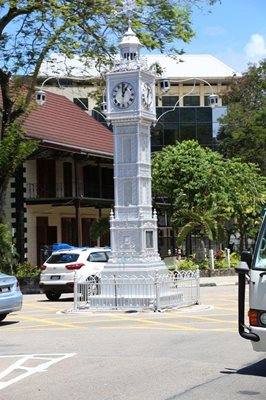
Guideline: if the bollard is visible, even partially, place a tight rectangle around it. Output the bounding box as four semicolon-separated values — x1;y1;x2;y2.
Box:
196;268;200;305
209;249;215;270
154;269;161;312
73;270;78;312
225;248;231;268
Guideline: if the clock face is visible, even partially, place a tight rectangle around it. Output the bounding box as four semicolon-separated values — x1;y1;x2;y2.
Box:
142;82;153;109
112;82;135;109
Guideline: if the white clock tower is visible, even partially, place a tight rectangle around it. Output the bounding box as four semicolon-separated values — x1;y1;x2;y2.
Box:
104;24;167;277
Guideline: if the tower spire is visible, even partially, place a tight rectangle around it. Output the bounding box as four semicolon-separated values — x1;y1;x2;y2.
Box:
119;24;141;61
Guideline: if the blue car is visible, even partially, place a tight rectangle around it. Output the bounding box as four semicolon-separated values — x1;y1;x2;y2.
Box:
0;273;23;321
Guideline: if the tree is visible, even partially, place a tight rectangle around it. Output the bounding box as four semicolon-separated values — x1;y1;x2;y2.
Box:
90;217;110;243
152;140;266;254
174;208;226;262
0;0;218;225
222;159;266;251
218;59;266;175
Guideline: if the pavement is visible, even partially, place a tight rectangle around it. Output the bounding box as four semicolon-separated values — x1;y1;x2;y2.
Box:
199;275;238;287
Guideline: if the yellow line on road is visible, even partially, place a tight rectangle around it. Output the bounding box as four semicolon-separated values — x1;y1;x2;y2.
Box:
177;314;237;324
108;314;200;331
99;325;237;332
214;306;238;312
19;315;82;329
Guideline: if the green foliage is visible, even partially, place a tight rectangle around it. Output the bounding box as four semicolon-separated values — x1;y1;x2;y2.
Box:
0;122;38;222
0;1;218;76
90;217;110;240
213;251;240;269
0;122;37;181
14;262;40;278
173;251;240;271
152;140;266;253
175;258;198;271
0;0;218;227
218;59;266;175
0;223;15;273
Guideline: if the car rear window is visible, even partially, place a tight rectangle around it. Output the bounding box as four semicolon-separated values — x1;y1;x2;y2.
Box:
88;252;109;262
46;253;80;264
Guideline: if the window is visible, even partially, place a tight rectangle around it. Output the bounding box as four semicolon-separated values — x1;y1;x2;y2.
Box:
47;253;79;264
163;129;178;145
153;106;214;150
88;252;109;262
180;124;196;141
196;124;213;145
102;167;114;199
180;108;196;123
36;159;56;198
63;162;72;197
183;96;200;107
255;225;266;270
73;98;88;110
196;108;212;122
61;218;77;245
83;165;100;197
162;96;179;107
146;231;154;248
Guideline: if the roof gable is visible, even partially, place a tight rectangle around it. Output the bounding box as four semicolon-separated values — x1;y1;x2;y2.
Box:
23;91;113;157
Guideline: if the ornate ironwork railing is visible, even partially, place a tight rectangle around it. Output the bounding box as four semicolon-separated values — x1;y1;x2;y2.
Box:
73;270;200;312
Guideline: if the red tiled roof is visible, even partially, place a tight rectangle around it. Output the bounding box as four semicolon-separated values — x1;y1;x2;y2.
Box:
22;90;113;157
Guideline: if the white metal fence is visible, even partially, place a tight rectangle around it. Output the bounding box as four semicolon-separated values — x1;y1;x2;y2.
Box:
73;269;200;312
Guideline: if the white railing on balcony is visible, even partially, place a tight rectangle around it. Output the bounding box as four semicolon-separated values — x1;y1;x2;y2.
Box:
26;182;67;199
26;182;114;200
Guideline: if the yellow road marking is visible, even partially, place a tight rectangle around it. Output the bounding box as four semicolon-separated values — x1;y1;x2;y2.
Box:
107;314;204;331
214;306;238;312
99;325;237;332
19;315;82;329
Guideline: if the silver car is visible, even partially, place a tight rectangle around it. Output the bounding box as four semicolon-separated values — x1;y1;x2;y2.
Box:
0;273;23;322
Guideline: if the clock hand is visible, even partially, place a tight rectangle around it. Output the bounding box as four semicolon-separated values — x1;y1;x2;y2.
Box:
122;83;126;97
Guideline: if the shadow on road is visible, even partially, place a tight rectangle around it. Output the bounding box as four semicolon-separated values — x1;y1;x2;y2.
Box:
237;359;266;377
37;297;73;303
0;320;19;326
221;358;266;377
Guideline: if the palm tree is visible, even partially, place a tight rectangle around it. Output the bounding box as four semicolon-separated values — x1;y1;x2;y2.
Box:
173;208;226;263
90;217;110;245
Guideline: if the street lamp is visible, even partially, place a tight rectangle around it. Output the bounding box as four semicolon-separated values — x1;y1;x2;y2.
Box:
35;76;63;106
156;77;219;123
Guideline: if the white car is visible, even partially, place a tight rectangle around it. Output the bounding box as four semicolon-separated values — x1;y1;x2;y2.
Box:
39;247;111;300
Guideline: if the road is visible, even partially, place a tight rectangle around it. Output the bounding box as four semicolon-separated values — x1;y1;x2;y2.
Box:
0;285;265;400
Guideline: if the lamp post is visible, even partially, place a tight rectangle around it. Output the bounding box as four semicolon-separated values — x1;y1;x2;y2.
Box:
156;77;219;123
35;76;63;106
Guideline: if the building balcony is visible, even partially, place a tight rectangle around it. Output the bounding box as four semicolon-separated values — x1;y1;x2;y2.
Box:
25;182;114;205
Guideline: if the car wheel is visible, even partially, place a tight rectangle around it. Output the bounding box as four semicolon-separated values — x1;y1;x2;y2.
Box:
87;276;99;296
45;291;61;301
0;314;7;322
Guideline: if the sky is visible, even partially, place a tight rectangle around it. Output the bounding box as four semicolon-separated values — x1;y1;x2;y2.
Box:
180;0;266;74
